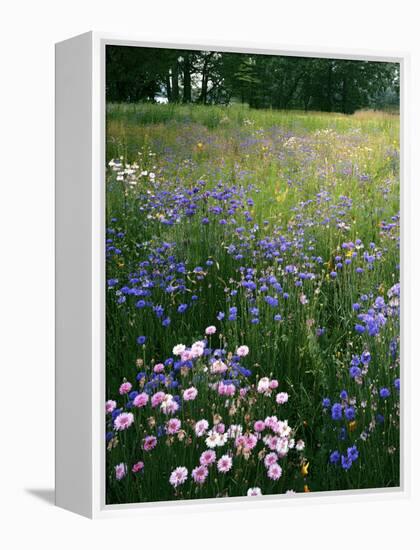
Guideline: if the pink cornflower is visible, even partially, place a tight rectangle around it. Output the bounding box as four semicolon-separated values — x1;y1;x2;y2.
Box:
166;417;181;435
195;419;209;437
133;392;149;408
153;363;165;373
266;435;280;451
217;454;233;473
276;392;289;404
191;465;208;485
239;388;248;398
169;466;188;488
119;381;132;395
183;386;198;401
151;391;166;408
181;349;194;362
269;379;279;390
143;435;157;451
254;420;265;432
244;433;258;450
215;423;225;434
265;416;279;430
105;400;116;413
199;449;216;466
205;325;216;335
236;345;249;357
132;461;144;473
267;463;282;480
115;463;127;481
264;452;278;468
218;382;236;397
113;412;134;431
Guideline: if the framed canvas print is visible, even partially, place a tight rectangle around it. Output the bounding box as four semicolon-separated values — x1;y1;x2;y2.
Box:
55;32;408;518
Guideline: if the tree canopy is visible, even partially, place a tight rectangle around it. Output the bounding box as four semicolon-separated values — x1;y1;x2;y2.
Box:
106;46;399;114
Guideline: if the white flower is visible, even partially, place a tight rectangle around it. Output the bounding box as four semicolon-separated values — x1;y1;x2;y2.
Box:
257;377;271;394
296;439;305;451
172;344;186;356
210;359;228;374
247;487;262;496
169;466;188;488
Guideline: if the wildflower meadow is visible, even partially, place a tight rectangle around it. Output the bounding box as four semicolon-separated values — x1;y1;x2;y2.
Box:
105;49;400;505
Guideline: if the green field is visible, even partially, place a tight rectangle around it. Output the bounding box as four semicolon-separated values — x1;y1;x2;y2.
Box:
105;103;400;503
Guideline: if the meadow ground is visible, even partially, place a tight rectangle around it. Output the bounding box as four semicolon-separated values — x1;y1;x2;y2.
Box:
105;104;400;503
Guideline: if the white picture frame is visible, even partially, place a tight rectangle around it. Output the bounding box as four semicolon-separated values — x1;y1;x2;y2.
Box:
55;31;410;518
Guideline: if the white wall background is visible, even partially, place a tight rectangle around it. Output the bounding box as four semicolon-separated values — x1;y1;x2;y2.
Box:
1;0;418;547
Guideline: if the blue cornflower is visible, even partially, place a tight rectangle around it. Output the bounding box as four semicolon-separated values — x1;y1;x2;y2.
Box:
340;390;348;400
379;387;391;399
376;413;385;424
137;335;147;345
394;378;400;391
355;324;365;333
135;300;146;308
177;303;188;313
274;314;282;321
217;311;225;321
322;398;331;408
129;391;139;400
344;406;355;421
162;317;171;327
347;445;359;462
360;350;371;364
331;403;342;420
341;454;353;470
111;408;122;420
106;431;114;442
329;450;340;465
349;366;362;378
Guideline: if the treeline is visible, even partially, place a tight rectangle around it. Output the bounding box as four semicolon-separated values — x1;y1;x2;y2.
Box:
106;46;399;114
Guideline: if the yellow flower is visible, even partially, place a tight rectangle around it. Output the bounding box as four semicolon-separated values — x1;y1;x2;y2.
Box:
348;420;357;432
197;142;204;150
303;484;311;492
301;461;309;477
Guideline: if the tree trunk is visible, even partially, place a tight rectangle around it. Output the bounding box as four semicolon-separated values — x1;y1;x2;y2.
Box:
171;62;179;102
166;71;172;102
183;54;192;103
327;61;333;112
